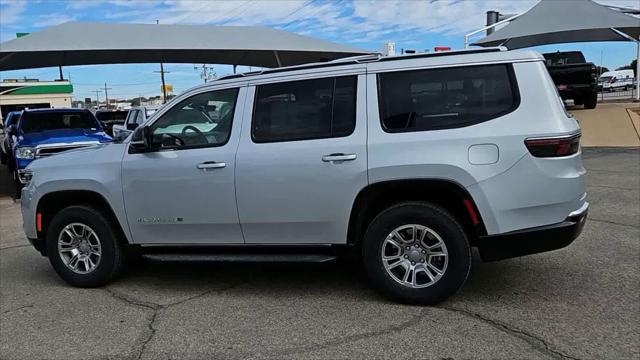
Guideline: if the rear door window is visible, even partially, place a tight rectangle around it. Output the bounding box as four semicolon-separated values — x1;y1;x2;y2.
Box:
378;64;519;132
252;76;357;143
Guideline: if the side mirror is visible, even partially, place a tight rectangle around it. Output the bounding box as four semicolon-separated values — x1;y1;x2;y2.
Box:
6;124;16;136
130;126;154;151
126;122;139;131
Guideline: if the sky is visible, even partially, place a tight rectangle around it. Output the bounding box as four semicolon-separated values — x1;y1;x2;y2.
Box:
0;0;638;101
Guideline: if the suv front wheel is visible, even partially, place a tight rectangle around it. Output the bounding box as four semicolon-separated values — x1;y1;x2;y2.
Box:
362;202;471;305
46;205;127;287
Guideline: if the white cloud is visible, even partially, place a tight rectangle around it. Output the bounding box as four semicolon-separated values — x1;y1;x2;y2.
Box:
0;0;27;27
107;0;639;48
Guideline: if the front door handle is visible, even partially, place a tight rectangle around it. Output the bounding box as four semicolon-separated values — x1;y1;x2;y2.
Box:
322;153;357;162
197;161;226;170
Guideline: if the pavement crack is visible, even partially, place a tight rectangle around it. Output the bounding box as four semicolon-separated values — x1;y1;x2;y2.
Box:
2;304;33;314
103;288;160;310
103;281;247;360
135;309;159;360
164;281;248;308
438;306;581;360
265;307;430;358
0;244;31;251
587;217;639;229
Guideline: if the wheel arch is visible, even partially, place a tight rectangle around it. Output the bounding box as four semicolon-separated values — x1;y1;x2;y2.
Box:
347;179;487;248
36;190;131;248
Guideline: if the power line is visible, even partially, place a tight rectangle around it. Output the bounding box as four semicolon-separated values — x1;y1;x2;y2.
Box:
73;81;158;86
280;0;315;25
218;0;254;25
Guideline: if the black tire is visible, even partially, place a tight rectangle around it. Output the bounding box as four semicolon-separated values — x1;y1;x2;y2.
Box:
46;205;127;287
573;98;584;106
583;92;597;109
362;202;471;305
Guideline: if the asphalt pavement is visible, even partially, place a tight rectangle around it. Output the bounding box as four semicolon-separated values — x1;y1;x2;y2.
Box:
1;148;638;360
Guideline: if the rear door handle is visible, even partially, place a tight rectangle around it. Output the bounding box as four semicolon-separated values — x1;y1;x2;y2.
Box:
197;161;226;170
322;153;357;162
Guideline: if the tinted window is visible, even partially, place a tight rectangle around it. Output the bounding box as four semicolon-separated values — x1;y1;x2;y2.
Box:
150;88;238;149
95;111;128;122
378;65;517;132
19;111;100;133
543;52;585;65
252;76;357;143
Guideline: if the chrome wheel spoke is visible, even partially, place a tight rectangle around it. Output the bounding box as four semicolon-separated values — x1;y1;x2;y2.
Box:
381;224;448;289
68;254;80;270
63;228;75;240
58;223;101;274
383;253;402;261
386;259;405;270
392;230;406;243
429;251;447;258
427;262;444;276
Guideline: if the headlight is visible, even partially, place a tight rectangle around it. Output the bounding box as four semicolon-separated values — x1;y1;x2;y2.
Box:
15;147;35;159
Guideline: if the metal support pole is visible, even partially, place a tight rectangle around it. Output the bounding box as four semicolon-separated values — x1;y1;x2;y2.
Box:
636;37;639;101
486;11;499;35
58;66;64;80
273;50;283;67
160;63;167;103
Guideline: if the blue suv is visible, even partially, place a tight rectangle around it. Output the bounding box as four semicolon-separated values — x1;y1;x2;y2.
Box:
7;108;112;196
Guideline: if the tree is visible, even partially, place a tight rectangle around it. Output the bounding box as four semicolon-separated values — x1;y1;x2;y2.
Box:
596;66;609;75
616;59;637;76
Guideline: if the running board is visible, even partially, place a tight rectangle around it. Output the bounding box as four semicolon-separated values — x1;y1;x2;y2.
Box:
142;253;337;263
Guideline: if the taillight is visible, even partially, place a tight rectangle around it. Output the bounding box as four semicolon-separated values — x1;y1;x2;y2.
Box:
525;134;581;157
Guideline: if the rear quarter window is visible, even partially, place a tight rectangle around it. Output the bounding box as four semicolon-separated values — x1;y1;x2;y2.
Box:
377;64;519;133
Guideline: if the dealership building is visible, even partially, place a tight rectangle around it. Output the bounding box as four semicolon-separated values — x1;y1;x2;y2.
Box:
0;79;73;121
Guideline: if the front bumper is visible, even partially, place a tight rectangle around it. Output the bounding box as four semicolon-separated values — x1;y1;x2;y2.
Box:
477;203;588;262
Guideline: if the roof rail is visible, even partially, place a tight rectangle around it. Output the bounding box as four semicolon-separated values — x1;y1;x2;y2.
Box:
214;47;505;82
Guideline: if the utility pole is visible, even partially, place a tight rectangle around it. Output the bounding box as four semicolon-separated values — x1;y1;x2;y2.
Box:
155;19;169;104
154;66;170;103
93;90;101;108
102;83;112;109
194;64;216;83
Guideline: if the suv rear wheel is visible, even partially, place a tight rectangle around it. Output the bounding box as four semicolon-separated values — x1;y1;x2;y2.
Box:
46;205;127;287
362;202;471;305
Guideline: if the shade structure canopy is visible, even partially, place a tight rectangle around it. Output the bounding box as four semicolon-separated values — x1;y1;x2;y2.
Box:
472;0;640;48
0;21;371;71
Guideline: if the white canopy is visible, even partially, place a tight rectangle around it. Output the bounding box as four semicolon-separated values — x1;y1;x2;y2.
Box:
0;21;371;71
471;0;639;48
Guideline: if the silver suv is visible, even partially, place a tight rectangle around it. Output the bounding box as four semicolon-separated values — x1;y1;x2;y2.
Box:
21;48;588;304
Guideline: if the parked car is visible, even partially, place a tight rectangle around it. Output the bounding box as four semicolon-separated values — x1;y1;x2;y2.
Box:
112;106;160;140
598;69;635;92
20;48;587;305
8;108;112;196
1;111;22;165
95;110;129;137
543;51;598;109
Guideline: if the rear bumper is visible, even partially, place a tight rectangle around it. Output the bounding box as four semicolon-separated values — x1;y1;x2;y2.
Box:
477;202;588;262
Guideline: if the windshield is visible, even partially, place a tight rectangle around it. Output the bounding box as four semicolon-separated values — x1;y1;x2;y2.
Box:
96;111;128;122
4;112;18;127
598;76;613;83
20;111;100;133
